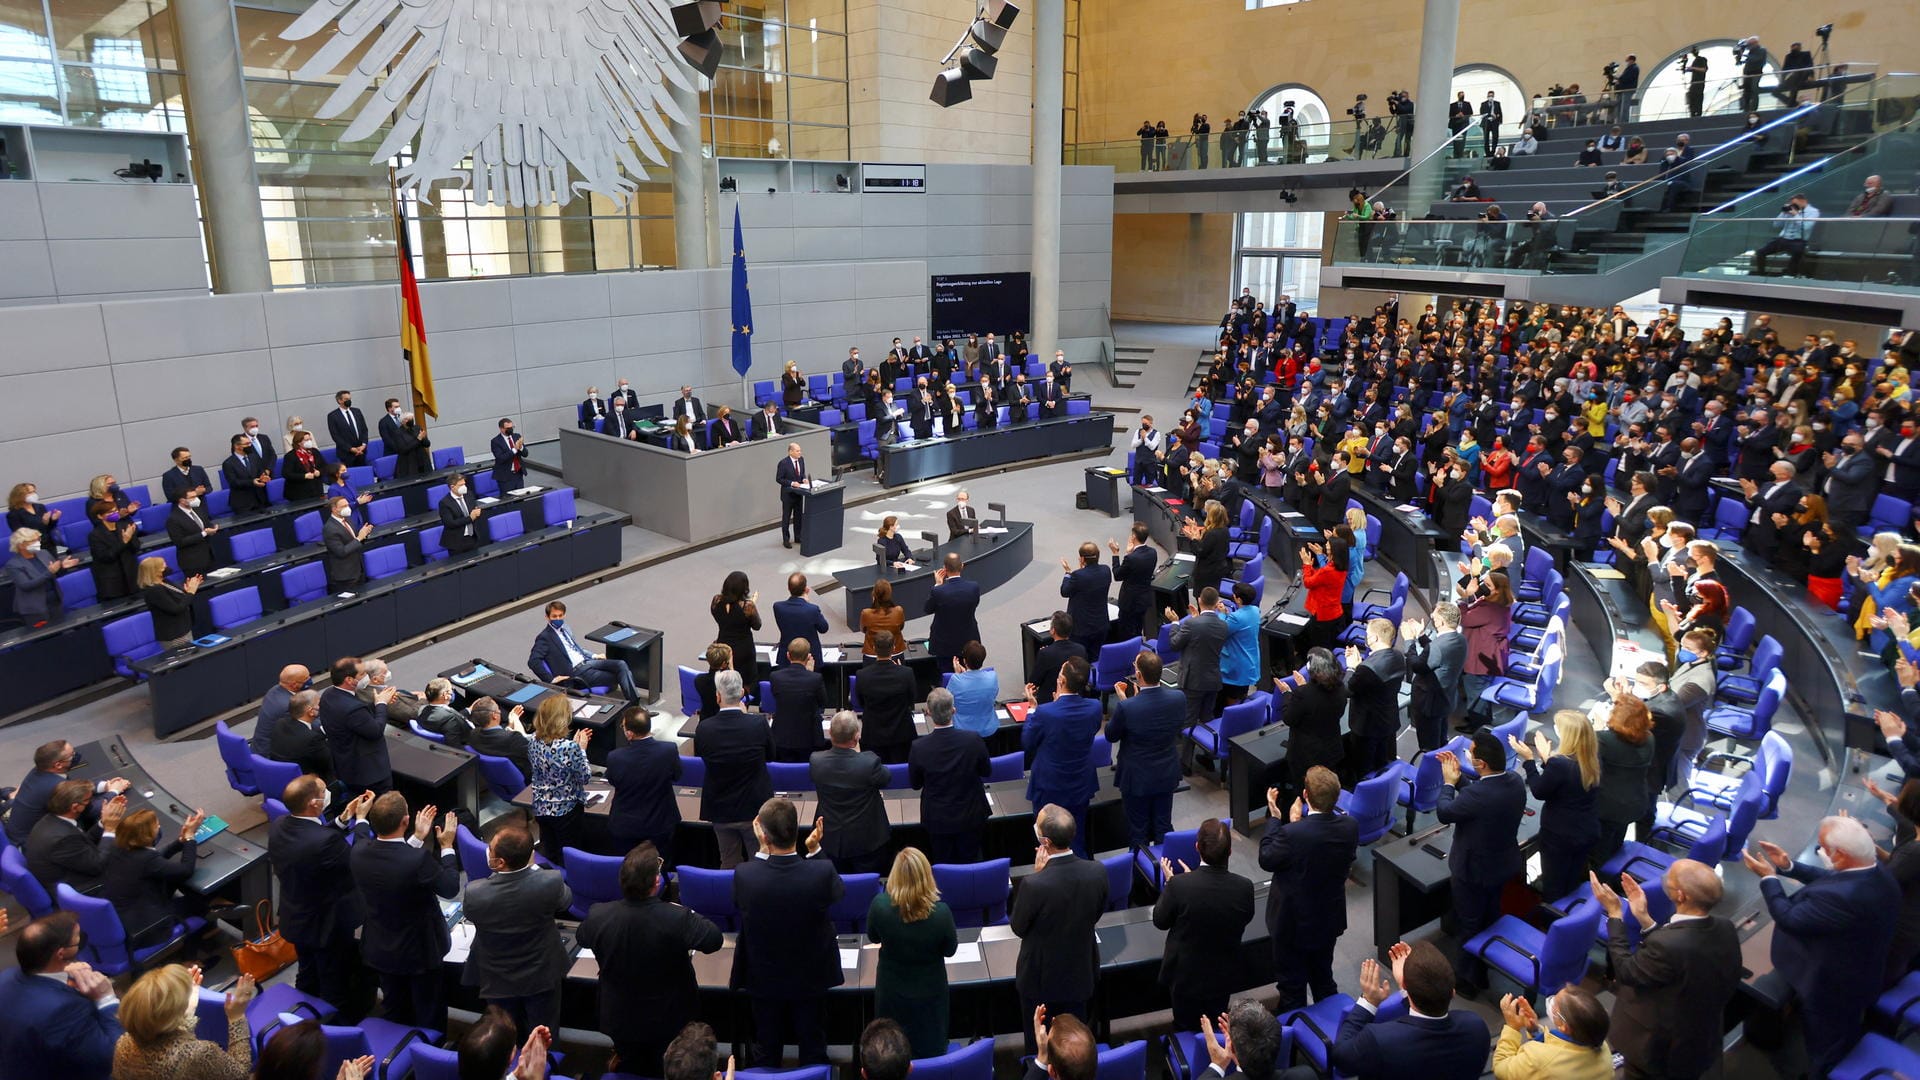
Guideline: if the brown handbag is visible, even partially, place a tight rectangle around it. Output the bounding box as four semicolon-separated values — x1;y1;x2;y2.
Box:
231;899;298;980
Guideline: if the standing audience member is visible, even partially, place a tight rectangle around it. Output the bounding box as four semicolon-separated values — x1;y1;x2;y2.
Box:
605;706;684;866
946;640;1001;739
1011;805;1109;1052
711;572;763;696
908;688;992;863
809;711;893;874
1105;649;1186;845
1151;818;1256;1029
322;656;396;796
0;912;124;1080
855;632;920;758
1168;587;1230;768
731;797;839;1067
866;848;960;1059
269;777;372;1019
461;823;574;1036
1059;543;1112;660
349;792;459;1029
138;557;197;649
1022;658;1104;855
773;573;828;669
1405;604;1466;750
527;696;593;863
1590;860;1742;1080
1509;710;1601;903
1344;618;1407;778
1435;731;1526;993
926;554;983;674
1592;693;1655;865
1261;766;1359;1013
693;670;773;867
1272;649;1349;806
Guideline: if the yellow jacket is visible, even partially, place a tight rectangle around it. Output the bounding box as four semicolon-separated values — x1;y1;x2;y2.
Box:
1492;1026;1613;1080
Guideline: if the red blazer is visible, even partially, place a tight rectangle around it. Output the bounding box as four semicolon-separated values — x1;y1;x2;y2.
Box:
1303;560;1347;621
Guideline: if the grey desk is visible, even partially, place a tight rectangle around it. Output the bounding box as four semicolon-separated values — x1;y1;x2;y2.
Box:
1369;796;1544;961
876;413;1115;487
833;521;1035;627
558;422;833;544
438;658;627;765
1085;467;1126;516
585;622;665;704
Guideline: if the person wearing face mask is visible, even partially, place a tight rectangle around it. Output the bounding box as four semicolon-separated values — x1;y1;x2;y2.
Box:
282;428;325;502
221;432;271;514
436;473;481;555
5;481;61;554
381;401;431;478
326;389;370;467
159;446;210;506
378;397;412;470
164;490;221;576
606;394;640;440
1490;984;1613;1080
1849;174;1894;218
491;418;528;492
0;912;125;1077
323;462;373;532
269;776;375;1019
87;496;141;601
322;496;374;593
578;385;608;429
86;473;140;526
5;525;77;625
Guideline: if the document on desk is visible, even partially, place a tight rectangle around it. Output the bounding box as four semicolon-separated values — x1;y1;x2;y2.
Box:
948;942;983;964
839;948;862;968
509;486;544;496
205;567;243;580
444;920;476;962
1587;566;1627;580
603;626;638;643
477;497;501;505
978;526;1007;535
1027;619;1051;634
1173;553;1196;563
572;700;599;718
822;647;844;664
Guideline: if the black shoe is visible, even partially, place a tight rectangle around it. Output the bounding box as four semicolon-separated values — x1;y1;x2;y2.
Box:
783;539;793;549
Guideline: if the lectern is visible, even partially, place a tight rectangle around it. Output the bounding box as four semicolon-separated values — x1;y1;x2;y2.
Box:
797;481;845;556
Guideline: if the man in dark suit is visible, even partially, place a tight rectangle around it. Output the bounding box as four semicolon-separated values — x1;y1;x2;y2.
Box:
692;671;774;867
809;711;892;874
222;432;271;513
249;664;310;754
577;843;723;1076
323;496;371;592
1151;818;1255;1029
1105;650;1185;845
1322;940;1491;1079
164;491;220;575
1435;732;1526;991
1824;431;1876;530
6;740;127;848
769;640;829;762
461;823;574;1034
732;797;841;1067
437;473;481;554
1058;543;1112;661
528;601;642;702
853;634;919;761
378;399;423;477
1673;439;1715;524
775;443;809;549
1023;659;1104;855
1012;804;1109;1051
604;707;683;863
488;417;527;492
271;776;373;1017
1317;456;1352;532
1405;603;1465;749
751;401;784;442
1735;410;1780;483
610;378;639;411
946;490;980;540
1169;588;1231;766
350;791;459;1028
1591;859;1742;1080
327;389;370;465
159;446;210;505
1741;461;1805;562
1431;463;1472;538
24;779;124;895
321;656;397;796
452;698;533;780
269;689;334;784
1384;437;1418;501
1345;619;1407;778
1742;815;1902;1073
0;913;124;1078
925;553;983;673
773;573;828;668
669;386;706;425
1261;766;1361;1013
1109;525;1158;641
908;688;991;864
1029;612;1086;706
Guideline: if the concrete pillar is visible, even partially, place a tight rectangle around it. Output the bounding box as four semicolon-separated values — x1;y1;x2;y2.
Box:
1030;0;1064;358
1405;0;1461;212
669;79;710;270
172;0;272;293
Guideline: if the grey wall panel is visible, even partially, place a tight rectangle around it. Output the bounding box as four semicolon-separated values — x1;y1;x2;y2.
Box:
418;279;514;330
927;164;994;194
791;194;863;228
111;349;278;422
0;364;118;441
59;289;205;305
606;269;704;316
782;299;858;339
861;196;928;228
509;273;610;325
0;240;56;303
47;238;206;295
793;227;866;263
1064;166;1115;196
430;371;521;426
36;184;199;241
777;264;861;304
0;300;104;375
1060;252;1111;284
1062;221;1115;253
101;293;268;364
263;285;397;347
740;227;795;264
118;400;280;479
428;326;518;378
516;359;616;412
269;337;405;402
2;427;128;500
0;184;43;240
610;311;706;357
855;260;924;300
511;317;614;368
859;227;927;260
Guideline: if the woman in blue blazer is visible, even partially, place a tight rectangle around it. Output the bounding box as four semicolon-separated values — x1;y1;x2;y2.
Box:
323;462;373;531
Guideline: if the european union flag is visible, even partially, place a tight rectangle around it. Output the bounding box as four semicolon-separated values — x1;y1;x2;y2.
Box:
730;205;753;377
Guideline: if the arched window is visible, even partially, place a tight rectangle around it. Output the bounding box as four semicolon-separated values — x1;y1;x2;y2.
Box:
1639;42;1778;122
1450;65;1525;124
1246;84;1333;163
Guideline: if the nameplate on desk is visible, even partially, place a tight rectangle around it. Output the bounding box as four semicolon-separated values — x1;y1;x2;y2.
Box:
192;634;230;647
204;567;243;580
602;627;638;644
509;486;544;496
504;684;545;705
978;527;1007;535
452;664;494;686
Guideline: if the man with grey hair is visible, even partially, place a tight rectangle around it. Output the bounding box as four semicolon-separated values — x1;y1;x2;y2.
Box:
1743;815;1901;1072
909;687;992;863
1198;998;1283;1080
1406;601;1465;750
269;687;332;784
694;669;774;866
251;663;311;754
1464;512;1525;568
1012;804;1109;1051
449;696;531;780
810;710;891;874
414;677;470;740
1590;858;1741;1080
355;657;421;725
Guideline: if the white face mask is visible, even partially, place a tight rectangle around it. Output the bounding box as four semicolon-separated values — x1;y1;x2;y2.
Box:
245;426;259;436
292;424;307;433
318;789;331;816
1816;846;1835;870
389;408;401;417
451;486;466;498
335;508;351;520
187;497;200;508
26;543;41;555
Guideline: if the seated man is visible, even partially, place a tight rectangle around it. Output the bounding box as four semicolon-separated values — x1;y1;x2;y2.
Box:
528;601;641;703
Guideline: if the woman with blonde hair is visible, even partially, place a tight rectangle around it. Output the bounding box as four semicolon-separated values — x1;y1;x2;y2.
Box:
527;694;593;863
86;472;139;524
6;480;60;552
865;847;957;1058
861;578;907;659
1183;499;1232;595
139;555;198;647
112;964;256;1080
1510;710;1600;902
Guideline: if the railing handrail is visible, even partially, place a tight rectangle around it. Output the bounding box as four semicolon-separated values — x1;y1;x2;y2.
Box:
1698;112;1920;216
1361;117;1493;207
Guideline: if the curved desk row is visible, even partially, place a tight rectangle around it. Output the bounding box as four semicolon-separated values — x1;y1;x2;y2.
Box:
833;522;1035;628
135;511;626;735
873;412;1116;487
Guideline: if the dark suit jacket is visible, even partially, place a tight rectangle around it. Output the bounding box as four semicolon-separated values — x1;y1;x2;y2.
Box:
1825;449;1877;526
322;516;364;588
1434;478;1472;536
731;851;844;997
768;665;829;754
605;738;683;844
1010;853;1109;1001
1169;612;1231;692
669;396;707;424
1024;695;1102;805
1346;648;1407;739
87;520;138;600
1762;860;1901;1052
1434;769;1526;887
320;685;390;789
924;577;983;658
772;597;828;667
1030;639;1086;705
351;835;459;973
579;396;609;429
269;718;333;783
1106;685;1185;796
692;708;774;824
1113;546;1157;622
577;895;723;1042
1259;810;1359;948
1060;564;1112;640
752;411;784;441
268;815;363;946
461;865;574;998
160;465;210;505
223;453;269;513
1151;864;1256;998
810;746;891;858
710;415;744;447
328;406;370;456
1319;471;1352;531
1605;914;1742;1079
24;814;114;895
0;966;123;1078
908;726;991;835
1328;1005;1491;1080
491;433;527;487
854;659;918;751
528;624;593;682
1406;631;1466;722
4;769;66;846
775;453;808;493
946;504;980;540
165;505;216;575
438;493;479;552
460;724;533;782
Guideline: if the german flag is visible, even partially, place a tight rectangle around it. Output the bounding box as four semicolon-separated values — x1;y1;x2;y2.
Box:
394;198;437;420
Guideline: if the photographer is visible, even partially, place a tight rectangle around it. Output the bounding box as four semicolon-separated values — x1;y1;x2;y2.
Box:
1477;91;1503;157
1136;120;1155;171
1390;90;1415;157
1736;37;1767;114
1611;54;1640;124
1344;94;1368;157
1685;48;1708;117
1190;113;1210;169
1251;108;1271;166
1753;192;1819;278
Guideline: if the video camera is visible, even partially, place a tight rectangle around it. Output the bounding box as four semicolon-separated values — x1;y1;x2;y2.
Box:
1345;93;1368;118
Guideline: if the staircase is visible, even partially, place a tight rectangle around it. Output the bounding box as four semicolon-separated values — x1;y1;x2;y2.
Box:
1112;345;1151;390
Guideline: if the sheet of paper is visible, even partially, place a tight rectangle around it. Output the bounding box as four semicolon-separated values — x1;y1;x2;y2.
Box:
1027;619;1051;634
839;948;861;968
477;496;501;505
1173;553;1196;563
822;647;844;664
1587;566;1627;580
444;921;476;962
949;942;983;964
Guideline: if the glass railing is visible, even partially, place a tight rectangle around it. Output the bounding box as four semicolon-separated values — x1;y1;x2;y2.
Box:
1325;216;1666;275
1673;216;1920;292
1526;66;1879;127
1068;117;1406;172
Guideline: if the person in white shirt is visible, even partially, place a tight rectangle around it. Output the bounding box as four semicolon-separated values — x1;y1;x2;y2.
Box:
1131;415;1165;484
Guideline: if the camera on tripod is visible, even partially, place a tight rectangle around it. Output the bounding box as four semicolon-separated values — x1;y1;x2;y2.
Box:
1345;93;1368;118
1816;23;1834;40
1601;60;1620;90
